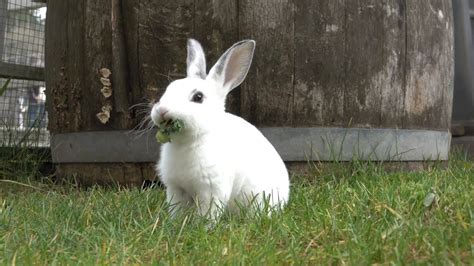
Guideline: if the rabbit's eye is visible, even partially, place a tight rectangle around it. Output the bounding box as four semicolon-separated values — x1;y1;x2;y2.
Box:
191;91;204;104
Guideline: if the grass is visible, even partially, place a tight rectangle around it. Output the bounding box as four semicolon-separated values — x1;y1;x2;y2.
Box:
0;121;51;183
0;152;473;265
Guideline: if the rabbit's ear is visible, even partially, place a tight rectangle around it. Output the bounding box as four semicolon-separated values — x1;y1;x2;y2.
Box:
207;40;255;96
186;39;207;79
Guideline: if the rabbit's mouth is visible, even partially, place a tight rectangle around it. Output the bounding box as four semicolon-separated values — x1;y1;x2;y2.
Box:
159;119;173;127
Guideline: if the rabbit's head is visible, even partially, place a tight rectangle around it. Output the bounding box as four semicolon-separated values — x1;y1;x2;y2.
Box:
151;39;255;136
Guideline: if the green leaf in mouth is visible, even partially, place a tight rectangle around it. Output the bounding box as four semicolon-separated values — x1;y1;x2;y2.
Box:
155;119;184;143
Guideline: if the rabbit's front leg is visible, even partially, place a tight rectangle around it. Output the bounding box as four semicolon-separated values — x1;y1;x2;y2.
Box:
194;190;229;222
166;186;192;218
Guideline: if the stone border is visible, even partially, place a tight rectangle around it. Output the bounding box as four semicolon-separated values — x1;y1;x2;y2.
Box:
51;127;451;163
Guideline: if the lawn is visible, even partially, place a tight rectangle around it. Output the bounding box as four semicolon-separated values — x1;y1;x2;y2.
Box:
0;152;472;264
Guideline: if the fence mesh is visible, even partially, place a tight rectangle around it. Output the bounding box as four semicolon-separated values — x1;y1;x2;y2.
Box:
0;0;48;147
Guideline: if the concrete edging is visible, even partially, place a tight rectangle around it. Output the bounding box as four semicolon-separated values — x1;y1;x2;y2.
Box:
51;127;451;163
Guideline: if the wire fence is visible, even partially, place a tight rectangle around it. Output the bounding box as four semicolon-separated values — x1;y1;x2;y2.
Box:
0;0;48;147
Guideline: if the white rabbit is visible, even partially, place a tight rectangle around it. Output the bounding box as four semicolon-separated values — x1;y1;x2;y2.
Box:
151;39;289;220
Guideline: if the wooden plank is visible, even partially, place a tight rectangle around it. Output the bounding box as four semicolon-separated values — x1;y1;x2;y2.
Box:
83;0;112;131
111;0;132;129
441;0;454;130
121;0;142;127
379;0;406;128
343;0;385;127
138;0;194;102
65;0;85;132
44;0;85;133
44;0;68;133
404;0;454;130
239;0;295;126
193;0;239;114
0;62;44;81
293;0;345;127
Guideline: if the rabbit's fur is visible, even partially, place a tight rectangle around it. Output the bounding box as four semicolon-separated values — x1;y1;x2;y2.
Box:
151;39;289;220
